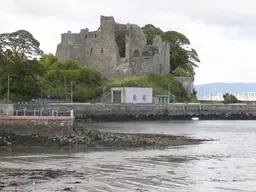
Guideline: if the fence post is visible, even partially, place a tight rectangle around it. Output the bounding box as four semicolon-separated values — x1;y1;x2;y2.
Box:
16;110;18;116
40;109;42;116
24;109;26;116
70;109;74;117
34;110;36;116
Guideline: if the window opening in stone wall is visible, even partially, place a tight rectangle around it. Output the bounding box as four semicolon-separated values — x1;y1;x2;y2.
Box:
85;35;87;39
91;48;93;53
115;34;126;58
133;50;140;57
95;34;97;38
142;95;146;101
101;48;104;53
133;94;137;101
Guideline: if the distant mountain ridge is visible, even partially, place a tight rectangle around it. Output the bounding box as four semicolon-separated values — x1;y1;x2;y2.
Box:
194;83;256;99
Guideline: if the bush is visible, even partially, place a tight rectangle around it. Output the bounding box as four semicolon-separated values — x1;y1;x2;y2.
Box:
80;67;102;85
46;65;102;86
73;86;95;102
44;86;66;100
39;59;104;102
172;67;192;77
223;93;241;104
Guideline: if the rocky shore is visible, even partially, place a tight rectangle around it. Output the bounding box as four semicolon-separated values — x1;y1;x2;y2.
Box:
0;126;210;191
0;125;207;148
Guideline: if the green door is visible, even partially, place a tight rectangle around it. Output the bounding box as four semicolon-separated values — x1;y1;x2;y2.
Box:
113;90;122;103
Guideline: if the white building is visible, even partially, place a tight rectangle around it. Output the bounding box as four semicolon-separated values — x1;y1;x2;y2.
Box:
111;87;153;104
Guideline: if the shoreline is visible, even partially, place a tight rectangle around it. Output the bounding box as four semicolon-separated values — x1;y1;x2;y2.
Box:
0;126;209;149
76;114;256;122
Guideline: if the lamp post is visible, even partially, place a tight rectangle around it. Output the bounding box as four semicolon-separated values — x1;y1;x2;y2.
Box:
70;81;73;103
64;76;67;102
168;83;170;104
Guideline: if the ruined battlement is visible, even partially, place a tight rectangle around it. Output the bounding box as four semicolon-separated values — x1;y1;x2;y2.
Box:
56;15;170;77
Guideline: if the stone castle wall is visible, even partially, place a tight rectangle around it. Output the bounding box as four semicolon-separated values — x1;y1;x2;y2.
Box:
56;15;170;77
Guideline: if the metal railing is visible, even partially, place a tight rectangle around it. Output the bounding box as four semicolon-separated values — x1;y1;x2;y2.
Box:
4;109;74;117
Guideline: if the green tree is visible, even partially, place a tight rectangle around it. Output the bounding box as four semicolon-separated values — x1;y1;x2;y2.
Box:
0;59;45;101
142;24;164;44
43;59;102;85
40;58;103;101
0;30;45;101
39;53;58;70
0;30;44;61
142;25;200;77
172;67;192;77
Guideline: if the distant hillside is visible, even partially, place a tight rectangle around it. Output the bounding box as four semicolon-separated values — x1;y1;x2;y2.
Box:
195;83;256;99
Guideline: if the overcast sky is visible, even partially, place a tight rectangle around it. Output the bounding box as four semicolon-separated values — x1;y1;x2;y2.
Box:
0;0;255;85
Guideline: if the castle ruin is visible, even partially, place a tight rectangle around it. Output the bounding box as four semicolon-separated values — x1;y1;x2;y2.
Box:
56;15;170;77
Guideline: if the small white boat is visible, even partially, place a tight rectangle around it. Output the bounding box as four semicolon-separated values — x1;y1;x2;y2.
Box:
191;117;199;121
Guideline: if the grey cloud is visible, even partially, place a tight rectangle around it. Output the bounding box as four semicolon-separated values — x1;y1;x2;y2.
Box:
5;0;256;28
6;0;133;20
6;0;256;37
203;15;256;38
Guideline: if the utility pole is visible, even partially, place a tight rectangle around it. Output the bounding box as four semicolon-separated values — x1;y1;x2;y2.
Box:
70;81;73;103
64;76;67;102
7;74;10;103
168;83;170;104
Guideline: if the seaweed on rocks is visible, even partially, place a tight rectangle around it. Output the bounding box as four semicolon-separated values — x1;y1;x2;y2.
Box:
0;125;209;148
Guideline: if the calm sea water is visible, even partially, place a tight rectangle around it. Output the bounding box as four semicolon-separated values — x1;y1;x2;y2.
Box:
1;120;256;192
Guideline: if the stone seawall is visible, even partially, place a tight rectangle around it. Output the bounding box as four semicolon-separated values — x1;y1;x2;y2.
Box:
0;116;75;137
12;103;256;121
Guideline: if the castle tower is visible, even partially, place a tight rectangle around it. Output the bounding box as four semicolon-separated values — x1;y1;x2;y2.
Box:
100;15;115;40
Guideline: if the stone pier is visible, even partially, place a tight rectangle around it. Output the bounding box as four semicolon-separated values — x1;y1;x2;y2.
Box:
0;116;75;138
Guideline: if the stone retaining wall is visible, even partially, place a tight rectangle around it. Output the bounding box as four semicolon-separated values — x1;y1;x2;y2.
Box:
0;104;14;116
0;116;75;137
13;103;256;121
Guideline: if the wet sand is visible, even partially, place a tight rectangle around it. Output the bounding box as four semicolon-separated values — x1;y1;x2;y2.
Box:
0;147;203;192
